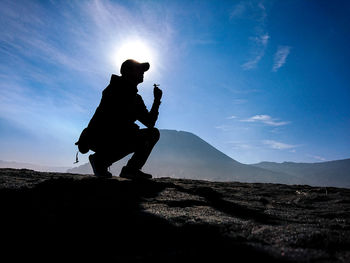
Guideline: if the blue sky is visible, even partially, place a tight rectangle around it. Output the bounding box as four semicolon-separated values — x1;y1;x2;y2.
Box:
0;0;349;166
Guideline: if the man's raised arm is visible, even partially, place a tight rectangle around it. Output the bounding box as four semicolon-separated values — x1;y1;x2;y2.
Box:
137;84;162;128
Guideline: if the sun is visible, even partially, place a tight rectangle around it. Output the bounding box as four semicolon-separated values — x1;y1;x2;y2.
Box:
113;39;156;75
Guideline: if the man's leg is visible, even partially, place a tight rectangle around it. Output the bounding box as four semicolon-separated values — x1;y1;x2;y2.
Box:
90;128;160;178
119;128;160;179
89;137;133;178
126;128;160;170
89;153;112;178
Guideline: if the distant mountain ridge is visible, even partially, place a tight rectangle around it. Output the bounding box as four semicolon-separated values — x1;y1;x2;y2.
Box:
0;160;70;173
252;159;350;188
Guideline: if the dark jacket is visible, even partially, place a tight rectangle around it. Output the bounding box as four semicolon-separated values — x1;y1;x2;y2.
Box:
78;74;160;151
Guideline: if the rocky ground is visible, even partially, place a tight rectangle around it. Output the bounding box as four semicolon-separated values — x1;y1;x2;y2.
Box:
1;168;349;262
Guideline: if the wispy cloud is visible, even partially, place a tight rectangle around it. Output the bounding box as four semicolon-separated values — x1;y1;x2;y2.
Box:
242;53;263;70
242;33;269;70
262;140;297;150
307;154;327;161
228;141;254;150
272;46;291;72
233;98;248;104
215;125;232;132
226;115;237;119
251;34;270;46
230;2;246;19
0;0;174;83
241;115;290;126
239;2;269;70
223;85;260;95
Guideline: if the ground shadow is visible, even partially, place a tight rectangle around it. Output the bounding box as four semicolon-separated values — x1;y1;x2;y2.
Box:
168;183;279;225
1;177;286;262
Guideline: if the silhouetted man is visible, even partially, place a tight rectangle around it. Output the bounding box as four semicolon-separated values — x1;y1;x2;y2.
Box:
76;59;162;179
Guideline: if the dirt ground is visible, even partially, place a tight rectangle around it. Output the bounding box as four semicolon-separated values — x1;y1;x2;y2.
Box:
1;168;349;262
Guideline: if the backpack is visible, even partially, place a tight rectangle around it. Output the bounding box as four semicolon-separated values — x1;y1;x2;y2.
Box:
75;128;90;154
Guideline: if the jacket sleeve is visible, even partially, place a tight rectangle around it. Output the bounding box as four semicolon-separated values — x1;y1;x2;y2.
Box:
136;95;161;128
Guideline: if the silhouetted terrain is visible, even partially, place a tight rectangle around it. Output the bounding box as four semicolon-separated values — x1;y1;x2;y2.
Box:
68;129;350;187
1;168;349;262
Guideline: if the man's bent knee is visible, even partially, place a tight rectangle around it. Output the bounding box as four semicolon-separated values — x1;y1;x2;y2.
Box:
138;128;160;145
150;128;160;143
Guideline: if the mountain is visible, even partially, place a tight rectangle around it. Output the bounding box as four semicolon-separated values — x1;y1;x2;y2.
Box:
68;129;296;184
252;159;350;188
0;160;71;173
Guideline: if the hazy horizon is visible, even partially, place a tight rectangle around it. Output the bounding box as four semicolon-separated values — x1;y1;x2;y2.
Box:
1;0;349;167
1;129;349;168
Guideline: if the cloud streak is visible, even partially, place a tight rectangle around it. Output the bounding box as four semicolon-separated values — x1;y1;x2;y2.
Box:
242;33;269;70
242;52;264;70
215;125;232;132
228;141;254;150
272;46;291;72
262;140;297;150
239;2;269;70
307;154;327;161
230;2;246;19
241;115;290;126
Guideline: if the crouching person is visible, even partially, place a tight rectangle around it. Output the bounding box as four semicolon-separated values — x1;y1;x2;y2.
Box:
75;59;162;179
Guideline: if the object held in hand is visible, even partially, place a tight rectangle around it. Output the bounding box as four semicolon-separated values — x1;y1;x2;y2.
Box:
153;83;162;101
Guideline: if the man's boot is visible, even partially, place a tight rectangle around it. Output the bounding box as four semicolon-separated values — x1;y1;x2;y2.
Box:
89;154;112;178
119;166;152;179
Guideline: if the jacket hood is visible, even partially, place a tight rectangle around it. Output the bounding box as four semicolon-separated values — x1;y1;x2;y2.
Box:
110;74;121;84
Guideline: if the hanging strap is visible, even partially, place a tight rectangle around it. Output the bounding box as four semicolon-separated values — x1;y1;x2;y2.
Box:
73;151;79;164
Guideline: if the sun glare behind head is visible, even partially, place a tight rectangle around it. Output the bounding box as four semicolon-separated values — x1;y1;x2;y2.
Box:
114;39;156;76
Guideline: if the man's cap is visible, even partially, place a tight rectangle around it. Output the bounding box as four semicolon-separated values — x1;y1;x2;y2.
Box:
120;59;150;75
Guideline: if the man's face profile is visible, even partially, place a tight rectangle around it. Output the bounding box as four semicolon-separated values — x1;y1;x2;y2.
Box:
134;68;145;84
124;67;145;85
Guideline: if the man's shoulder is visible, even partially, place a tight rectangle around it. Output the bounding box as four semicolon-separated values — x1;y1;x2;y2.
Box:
136;93;145;101
102;75;121;94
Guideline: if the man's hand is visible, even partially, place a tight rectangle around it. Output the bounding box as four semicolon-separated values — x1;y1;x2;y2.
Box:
153;84;162;101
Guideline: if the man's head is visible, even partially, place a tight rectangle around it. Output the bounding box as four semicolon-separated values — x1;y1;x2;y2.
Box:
120;59;150;85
